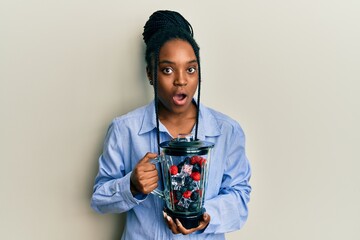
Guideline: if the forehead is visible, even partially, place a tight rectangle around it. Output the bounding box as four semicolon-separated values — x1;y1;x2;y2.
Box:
159;39;196;61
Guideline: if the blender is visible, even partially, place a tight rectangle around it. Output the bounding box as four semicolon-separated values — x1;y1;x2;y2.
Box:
152;134;214;229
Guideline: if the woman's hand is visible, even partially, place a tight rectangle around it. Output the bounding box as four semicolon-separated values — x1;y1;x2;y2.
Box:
130;152;158;195
163;211;211;235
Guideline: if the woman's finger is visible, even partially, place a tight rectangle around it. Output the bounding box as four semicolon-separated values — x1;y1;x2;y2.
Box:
163;212;180;234
175;218;193;235
175;213;211;235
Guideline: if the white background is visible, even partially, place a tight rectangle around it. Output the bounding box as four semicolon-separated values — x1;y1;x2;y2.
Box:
1;1;359;239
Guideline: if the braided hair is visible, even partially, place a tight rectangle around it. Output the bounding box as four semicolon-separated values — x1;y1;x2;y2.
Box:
142;10;202;154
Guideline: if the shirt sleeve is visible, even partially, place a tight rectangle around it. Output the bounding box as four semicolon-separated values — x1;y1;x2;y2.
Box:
90;121;147;214
203;124;252;234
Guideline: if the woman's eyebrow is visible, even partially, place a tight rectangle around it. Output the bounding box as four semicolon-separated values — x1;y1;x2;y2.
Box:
188;59;198;64
159;59;198;64
159;60;174;64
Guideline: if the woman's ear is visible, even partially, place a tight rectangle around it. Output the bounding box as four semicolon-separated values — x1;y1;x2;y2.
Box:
146;66;153;85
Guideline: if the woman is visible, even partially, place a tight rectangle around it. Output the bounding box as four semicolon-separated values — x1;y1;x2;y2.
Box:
91;10;251;240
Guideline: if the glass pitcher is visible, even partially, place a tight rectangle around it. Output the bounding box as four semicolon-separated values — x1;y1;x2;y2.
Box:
152;134;214;229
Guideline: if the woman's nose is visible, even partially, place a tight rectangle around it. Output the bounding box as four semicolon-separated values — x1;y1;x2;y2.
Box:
174;71;187;86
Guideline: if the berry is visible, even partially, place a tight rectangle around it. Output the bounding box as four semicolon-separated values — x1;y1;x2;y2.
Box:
183;157;191;164
191;191;199;201
188;202;198;211
180;186;187;193
190;156;201;165
192;163;201;173
183;190;192;199
177;161;184;170
176;205;185;212
184;176;193;185
190;172;201;181
175;190;182;200
169;165;178;175
199;158;207;166
187;184;195;191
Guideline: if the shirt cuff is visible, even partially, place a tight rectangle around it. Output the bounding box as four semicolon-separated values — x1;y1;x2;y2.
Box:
115;172;148;205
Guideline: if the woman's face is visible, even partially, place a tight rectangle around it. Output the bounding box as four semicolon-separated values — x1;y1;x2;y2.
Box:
153;39;198;116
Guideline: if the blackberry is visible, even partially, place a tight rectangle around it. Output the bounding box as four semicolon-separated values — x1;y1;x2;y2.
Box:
183;157;191;164
188;202;198;212
192;163;201;173
175;190;182;200
180;186;187;193
177;161;184;170
175;205;185;212
190;191;199;201
184;176;193;185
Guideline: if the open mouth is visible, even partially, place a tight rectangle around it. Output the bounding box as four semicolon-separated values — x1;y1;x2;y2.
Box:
173;93;187;105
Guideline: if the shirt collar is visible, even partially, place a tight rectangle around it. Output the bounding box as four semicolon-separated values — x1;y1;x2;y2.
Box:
196;104;221;139
138;100;221;139
138;101;158;135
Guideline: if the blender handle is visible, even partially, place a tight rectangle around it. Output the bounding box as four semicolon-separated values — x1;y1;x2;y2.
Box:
152;188;164;199
150;157;165;200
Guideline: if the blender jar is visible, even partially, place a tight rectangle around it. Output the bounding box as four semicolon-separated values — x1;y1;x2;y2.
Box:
152;134;214;229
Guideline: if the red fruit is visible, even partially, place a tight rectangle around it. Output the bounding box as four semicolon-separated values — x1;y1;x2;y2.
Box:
190;172;201;181
199;158;207;166
169;165;178;175
190;156;201;165
183;190;192;199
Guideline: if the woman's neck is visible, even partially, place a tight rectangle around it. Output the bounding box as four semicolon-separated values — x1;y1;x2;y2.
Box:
158;103;197;138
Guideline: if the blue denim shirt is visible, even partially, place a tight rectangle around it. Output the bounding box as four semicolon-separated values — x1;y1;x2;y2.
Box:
91;101;251;240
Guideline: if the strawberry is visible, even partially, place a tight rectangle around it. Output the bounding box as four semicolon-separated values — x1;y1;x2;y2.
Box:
183;190;192;199
199;158;207;166
190;172;201;181
169;165;178;175
190;156;201;165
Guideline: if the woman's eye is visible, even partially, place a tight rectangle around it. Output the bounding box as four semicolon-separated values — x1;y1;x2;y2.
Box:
188;67;196;74
162;67;173;74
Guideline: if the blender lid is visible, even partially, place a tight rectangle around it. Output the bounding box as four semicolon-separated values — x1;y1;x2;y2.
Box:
159;134;214;155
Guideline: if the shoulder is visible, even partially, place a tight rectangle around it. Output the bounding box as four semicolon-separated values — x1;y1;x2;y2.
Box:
201;104;245;137
109;103;150;133
113;105;147;124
